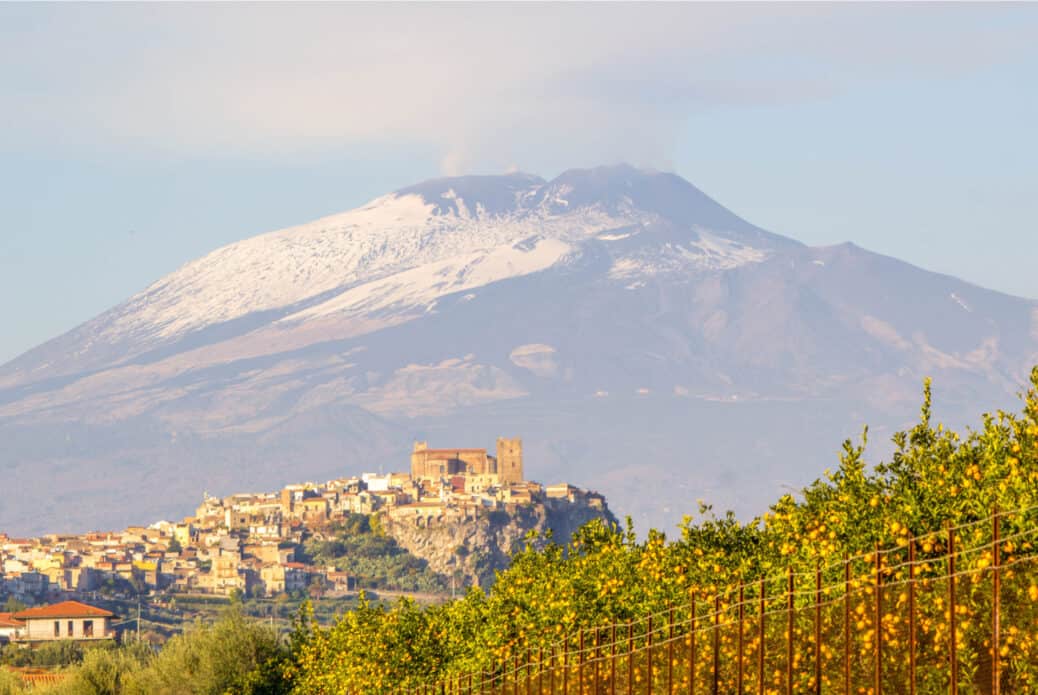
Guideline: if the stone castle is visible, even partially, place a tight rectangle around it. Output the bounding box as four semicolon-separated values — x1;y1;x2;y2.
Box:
410;437;523;485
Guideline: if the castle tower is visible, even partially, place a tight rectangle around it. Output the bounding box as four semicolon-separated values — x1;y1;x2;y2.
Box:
496;437;523;484
411;441;429;479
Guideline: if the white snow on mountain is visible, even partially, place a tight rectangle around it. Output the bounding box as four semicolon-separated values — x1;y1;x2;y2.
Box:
101;180;772;346
608;230;767;281
281;237;573;325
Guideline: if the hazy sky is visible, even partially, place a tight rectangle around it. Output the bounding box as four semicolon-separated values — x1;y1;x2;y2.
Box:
2;3;1037;365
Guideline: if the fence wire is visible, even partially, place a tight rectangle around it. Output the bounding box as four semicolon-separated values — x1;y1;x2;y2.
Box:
407;505;1038;695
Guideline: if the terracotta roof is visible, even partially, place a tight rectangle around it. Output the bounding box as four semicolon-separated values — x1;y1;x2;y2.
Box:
12;601;114;620
0;612;24;628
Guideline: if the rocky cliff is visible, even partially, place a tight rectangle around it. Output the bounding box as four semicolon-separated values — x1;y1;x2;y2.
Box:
380;495;617;588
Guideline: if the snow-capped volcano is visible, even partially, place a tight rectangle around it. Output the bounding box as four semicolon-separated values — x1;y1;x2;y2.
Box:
2;165;1036;535
1;165;795;389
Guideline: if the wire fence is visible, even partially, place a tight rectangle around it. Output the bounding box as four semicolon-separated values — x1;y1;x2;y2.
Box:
407;505;1038;695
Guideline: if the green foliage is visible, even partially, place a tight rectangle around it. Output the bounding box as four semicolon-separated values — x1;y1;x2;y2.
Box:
284;370;1038;693
0;668;25;695
59;643;153;695
126;604;286;695
2;598;27;613
1;641;83;668
2;605;289;695
302;515;447;593
12;371;1038;694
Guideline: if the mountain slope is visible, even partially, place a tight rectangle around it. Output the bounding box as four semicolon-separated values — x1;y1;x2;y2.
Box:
2;165;1035;535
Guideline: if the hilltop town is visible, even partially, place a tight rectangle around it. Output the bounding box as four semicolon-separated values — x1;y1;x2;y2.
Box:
0;439;612;618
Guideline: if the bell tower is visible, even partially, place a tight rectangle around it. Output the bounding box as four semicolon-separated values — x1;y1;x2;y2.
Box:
496;437;523;484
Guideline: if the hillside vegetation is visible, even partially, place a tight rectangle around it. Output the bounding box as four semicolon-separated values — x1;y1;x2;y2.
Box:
303;514;449;594
6;370;1038;694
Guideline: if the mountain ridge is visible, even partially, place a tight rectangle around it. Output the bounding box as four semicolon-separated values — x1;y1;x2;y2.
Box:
2;164;1035;536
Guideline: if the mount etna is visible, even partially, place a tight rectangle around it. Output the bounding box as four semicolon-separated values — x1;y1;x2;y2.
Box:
3;164;1036;536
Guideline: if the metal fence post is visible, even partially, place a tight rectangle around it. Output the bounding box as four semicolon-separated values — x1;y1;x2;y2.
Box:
843;556;850;695
712;594;720;695
992;509;1001;695
786;567;794;695
580;630;586;695
669;606;676;695
564;637;569;695
538;648;544;695
949;524;958;695
814;562;821;695
611;622;617;695
875;543;882;695
737;583;745;695
758;578;766;695
647;617;654;695
909;535;916;695
627;620;634;695
690;594;697;695
528;649;533;695
597;634;606;695
550;647;556;695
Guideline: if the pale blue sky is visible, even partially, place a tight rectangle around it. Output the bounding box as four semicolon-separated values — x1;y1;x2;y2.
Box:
2;3;1036;365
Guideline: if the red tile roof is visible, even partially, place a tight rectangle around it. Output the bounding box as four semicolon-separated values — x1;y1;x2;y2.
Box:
12;601;113;620
0;612;24;628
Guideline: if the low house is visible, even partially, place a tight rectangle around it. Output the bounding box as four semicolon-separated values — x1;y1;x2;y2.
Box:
0;612;24;643
11;601;116;643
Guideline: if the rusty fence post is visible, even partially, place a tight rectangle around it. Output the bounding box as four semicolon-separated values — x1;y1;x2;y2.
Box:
712;594;720;695
550;647;556;695
875;544;882;695
627;619;634;695
598;629;604;695
843;556;850;695
611;622;617;695
909;535;916;695
814;562;821;695
949;524;958;695
669;607;675;695
647;617;654;695
758;578;765;695
538;648;543;695
564;638;570;695
786;567;794;695
737;583;745;695
690;594;697;695
577;634;585;695
528;649;534;695
992;509;1001;695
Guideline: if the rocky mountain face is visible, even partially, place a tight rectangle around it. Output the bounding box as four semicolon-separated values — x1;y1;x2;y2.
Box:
382;496;617;588
2;164;1036;536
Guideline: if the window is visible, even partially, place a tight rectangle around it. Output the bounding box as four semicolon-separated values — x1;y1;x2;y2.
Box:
54;621;60;637
83;620;94;637
68;621;74;637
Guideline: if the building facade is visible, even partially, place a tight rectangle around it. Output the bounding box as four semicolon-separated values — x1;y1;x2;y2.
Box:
410;438;523;483
11;601;115;643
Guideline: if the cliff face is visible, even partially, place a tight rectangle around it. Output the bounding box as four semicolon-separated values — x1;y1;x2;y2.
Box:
380;497;617;588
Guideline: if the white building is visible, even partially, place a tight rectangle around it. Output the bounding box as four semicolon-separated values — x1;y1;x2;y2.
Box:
11;600;116;643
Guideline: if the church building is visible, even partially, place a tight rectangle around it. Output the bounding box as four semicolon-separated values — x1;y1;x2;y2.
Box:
410;438;524;484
